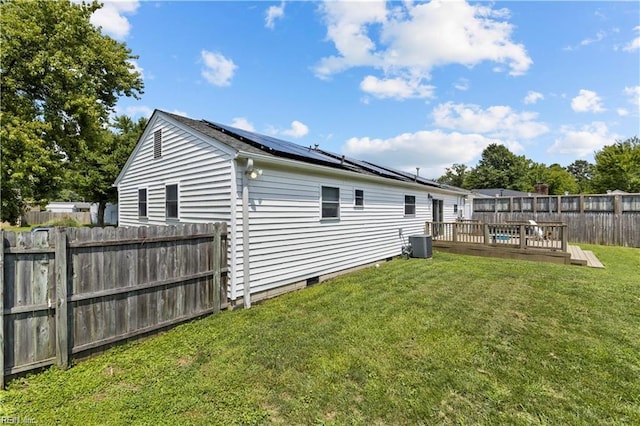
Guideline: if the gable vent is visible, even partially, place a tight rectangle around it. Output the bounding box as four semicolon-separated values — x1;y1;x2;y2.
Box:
153;129;162;158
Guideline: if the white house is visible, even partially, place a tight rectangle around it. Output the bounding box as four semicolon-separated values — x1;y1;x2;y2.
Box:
115;110;473;307
45;201;92;213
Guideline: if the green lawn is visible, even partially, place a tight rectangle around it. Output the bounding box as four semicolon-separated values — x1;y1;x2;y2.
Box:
2;245;639;425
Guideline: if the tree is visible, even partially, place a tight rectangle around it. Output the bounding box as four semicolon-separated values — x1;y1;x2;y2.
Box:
566;160;594;193
0;0;143;223
465;144;530;191
437;163;470;188
72;116;147;225
591;137;640;193
543;164;579;195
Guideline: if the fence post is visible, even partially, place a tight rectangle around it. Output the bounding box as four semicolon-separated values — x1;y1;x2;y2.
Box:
212;223;221;314
519;225;526;249
1;230;4;389
483;223;490;245
452;222;458;243
55;228;69;369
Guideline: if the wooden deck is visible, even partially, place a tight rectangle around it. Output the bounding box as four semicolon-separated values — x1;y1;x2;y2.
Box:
426;222;604;268
568;245;605;268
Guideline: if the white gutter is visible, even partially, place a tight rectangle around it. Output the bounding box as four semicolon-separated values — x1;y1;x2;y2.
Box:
235;150;469;197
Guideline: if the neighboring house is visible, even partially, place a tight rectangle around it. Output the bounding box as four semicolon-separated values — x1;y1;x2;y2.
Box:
115;110;474;307
45;201;92;213
90;203;118;225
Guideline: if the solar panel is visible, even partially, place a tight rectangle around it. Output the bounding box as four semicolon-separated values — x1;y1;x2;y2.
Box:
344;156;408;181
363;161;442;188
203;119;444;189
204;120;343;166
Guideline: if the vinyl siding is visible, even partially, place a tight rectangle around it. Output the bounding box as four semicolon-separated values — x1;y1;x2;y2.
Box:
232;163;453;300
118;116;234;226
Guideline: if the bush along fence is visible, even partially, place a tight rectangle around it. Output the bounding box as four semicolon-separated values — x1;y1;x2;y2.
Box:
0;223;228;388
472;194;640;247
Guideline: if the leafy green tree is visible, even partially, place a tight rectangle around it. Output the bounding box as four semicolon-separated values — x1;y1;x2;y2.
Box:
543;164;579;195
0;0;143;223
72;116;147;225
437;163;470;188
525;162;578;195
465;144;530;191
591;137;640;193
566;160;594;193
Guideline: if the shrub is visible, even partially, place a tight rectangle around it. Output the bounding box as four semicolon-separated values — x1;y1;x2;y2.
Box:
44;216;82;228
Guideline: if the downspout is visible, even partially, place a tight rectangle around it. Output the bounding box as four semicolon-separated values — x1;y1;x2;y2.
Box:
241;165;252;308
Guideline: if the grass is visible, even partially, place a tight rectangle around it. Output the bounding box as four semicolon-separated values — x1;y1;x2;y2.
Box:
1;217;85;233
2;245;639;425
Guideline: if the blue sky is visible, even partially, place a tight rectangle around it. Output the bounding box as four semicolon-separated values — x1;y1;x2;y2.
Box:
95;0;639;178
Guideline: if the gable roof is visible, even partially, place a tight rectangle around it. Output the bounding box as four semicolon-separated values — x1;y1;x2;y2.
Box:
117;109;470;195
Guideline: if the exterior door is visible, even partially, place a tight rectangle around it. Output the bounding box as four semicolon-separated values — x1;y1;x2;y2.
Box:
432;199;444;236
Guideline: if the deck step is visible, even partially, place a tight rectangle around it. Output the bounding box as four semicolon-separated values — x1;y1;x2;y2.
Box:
567;245;604;268
568;245;587;266
583;250;605;268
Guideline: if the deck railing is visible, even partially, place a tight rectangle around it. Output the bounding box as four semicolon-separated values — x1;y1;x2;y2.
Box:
426;221;568;252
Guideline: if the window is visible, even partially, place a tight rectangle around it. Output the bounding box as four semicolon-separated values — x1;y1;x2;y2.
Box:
355;189;364;207
321;186;340;219
166;184;178;219
138;188;147;217
453;204;458;213
153;129;162;158
404;195;416;216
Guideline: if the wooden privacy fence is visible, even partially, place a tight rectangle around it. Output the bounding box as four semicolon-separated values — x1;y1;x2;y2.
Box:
473;194;640;247
22;211;92;226
0;223;228;388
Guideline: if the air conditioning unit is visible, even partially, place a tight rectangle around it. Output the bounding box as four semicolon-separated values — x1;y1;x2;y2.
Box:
409;234;433;258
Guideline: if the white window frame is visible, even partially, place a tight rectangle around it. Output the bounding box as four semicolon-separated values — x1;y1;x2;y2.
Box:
354;189;364;208
165;183;180;220
321;186;340;220
404;195;416;216
138;187;148;218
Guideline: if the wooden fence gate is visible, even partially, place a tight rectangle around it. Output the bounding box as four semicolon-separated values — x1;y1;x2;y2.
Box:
0;223;228;388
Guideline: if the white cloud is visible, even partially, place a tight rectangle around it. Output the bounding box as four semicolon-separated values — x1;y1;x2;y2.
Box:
617;108;629;116
548;122;616;157
624;86;640;108
89;1;139;40
200;50;237;87
360;75;435;100
432;102;549;140
564;30;606;51
265;2;285;29
170;110;189;117
128;59;144;80
315;0;532;95
282;120;309;138
124;105;153;118
342;129;509;178
622;26;640;52
231;117;255;132
571;89;605;113
453;78;470;91
523;91;544;105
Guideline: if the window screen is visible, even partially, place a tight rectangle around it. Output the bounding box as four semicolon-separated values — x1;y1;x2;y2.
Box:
166;184;178;219
138;188;147;217
322;186;340;219
404;195;416;216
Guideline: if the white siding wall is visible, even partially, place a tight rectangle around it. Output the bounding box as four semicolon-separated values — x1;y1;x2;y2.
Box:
118;116;234;226
233;163;452;300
